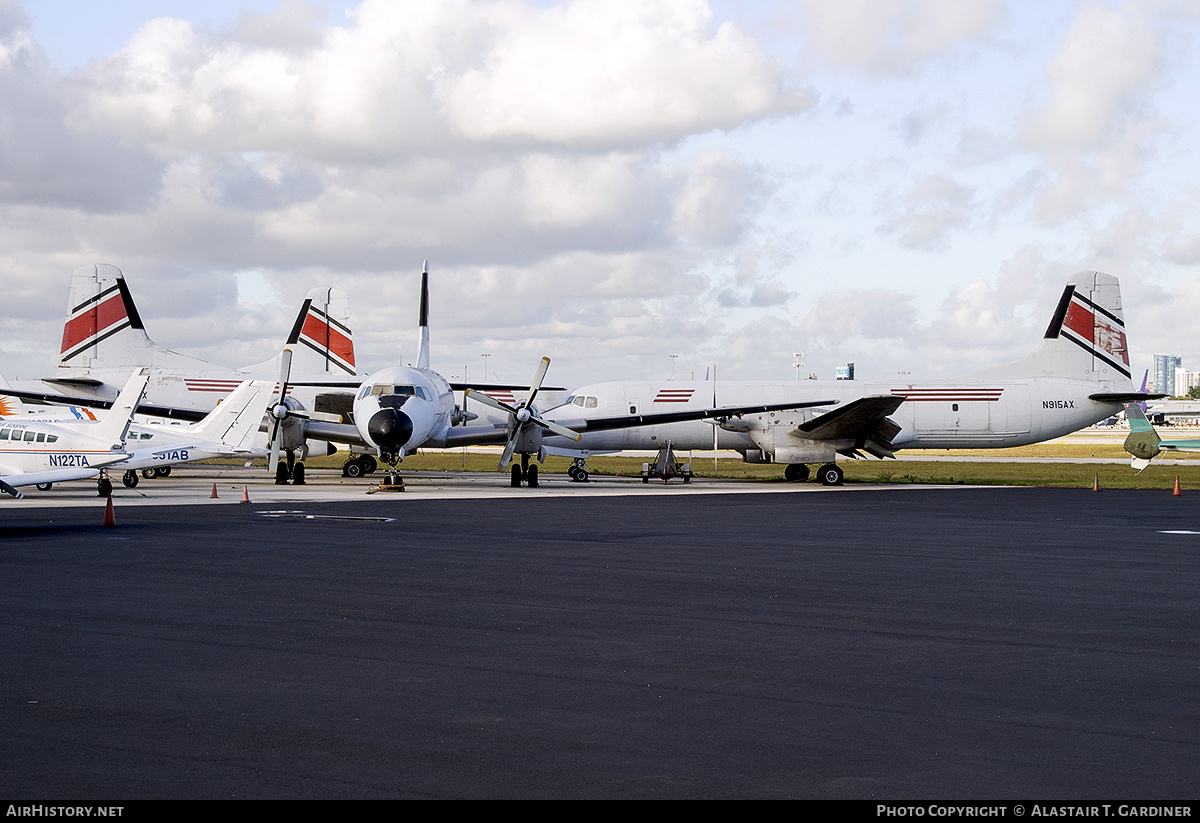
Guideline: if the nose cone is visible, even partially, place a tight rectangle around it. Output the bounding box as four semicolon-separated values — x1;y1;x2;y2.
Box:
368;408;414;452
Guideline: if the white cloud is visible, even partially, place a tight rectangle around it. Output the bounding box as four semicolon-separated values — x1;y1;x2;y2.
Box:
797;0;1005;73
1023;3;1161;150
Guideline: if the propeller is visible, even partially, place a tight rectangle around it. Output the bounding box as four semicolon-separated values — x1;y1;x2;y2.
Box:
267;348;294;475
466;356;581;470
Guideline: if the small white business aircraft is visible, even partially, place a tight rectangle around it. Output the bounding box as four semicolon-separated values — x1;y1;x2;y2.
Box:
1;378;273;489
0;369;149;498
3;263;364;480
540;271;1157;484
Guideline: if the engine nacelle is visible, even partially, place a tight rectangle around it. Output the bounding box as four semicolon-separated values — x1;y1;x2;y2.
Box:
275;396;309;452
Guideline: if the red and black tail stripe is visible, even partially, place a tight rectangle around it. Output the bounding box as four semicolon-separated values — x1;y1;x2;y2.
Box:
1045;284;1131;379
287;300;355;375
60;277;143;362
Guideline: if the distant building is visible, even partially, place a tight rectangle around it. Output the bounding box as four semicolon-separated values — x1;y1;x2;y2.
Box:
1153;354;1182;396
1176;368;1200;397
835;362;855;381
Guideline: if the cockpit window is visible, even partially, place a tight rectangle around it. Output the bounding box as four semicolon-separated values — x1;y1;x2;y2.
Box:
585;396;598;408
371;384;416;397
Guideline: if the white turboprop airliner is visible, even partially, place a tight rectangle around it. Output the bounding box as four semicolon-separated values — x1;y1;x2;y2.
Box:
276;263;838;486
539;271;1158;485
0;369;149;498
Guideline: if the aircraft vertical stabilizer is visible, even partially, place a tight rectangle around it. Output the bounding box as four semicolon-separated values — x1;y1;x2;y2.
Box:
56;264;223;375
279;288;356;376
416;260;431;371
960;271;1132;389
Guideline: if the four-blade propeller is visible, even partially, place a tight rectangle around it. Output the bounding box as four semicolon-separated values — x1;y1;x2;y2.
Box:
466;357;581;470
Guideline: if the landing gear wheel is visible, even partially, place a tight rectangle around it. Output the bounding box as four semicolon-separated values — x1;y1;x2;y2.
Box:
155;466;171;478
343;459;364;478
818;463;844;486
527;464;539;488
122;470;139;488
363;456;377;474
275;463;290;485
35;482;52;491
141;468;156;480
567;465;579;480
292;463;305;485
784;463;810;482
97;478;113;497
511;465;523;487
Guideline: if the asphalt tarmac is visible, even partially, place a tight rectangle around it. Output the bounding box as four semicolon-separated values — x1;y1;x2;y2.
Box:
2;472;1198;798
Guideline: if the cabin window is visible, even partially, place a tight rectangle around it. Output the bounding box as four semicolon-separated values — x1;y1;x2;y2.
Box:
952;403;959;411
23;431;35;442
45;435;57;443
0;429;8;440
35;433;45;442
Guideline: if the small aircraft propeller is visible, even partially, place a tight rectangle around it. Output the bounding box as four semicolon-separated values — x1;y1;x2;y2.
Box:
267;348;295;475
466;356;581;470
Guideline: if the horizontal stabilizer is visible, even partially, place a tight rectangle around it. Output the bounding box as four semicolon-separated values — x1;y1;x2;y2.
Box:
1090;392;1167;403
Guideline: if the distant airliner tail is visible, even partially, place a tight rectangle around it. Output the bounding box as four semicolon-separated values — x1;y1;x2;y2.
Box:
57;264;220;374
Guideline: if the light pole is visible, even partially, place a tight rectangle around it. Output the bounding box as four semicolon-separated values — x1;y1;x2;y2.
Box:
669;354;679;380
793;352;804;381
481;353;491;381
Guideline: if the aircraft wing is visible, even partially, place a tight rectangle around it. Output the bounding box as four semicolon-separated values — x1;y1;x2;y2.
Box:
0;468;101;499
790;395;906;458
294;419;368;447
0;386;210;422
551;399;840;434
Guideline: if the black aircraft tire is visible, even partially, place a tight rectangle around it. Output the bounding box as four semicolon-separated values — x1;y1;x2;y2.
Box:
818;464;844;486
784;463;810;482
344;460;364;478
141;468;156;480
510;465;523;487
122;470;139;488
292;463;305;485
275;463;290;485
35;482;52;491
528;465;539;488
98;478;113;497
156;466;171;478
364;456;377;474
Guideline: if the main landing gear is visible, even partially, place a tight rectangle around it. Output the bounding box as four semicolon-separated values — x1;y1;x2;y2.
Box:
784;462;843;486
122;470;139;488
341;454;378;478
275;453;306;485
510;453;539;487
566;457;590;482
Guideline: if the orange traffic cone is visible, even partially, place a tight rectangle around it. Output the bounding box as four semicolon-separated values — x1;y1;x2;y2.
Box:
101;495;116;527
1092;473;1100;492
1174;476;1182;496
210;483;219;499
240;485;250;504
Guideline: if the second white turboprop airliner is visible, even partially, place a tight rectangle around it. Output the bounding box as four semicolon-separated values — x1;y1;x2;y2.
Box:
541;271;1156;484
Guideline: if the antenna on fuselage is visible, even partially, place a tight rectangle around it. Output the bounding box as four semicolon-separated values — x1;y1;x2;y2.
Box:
416;260;430;371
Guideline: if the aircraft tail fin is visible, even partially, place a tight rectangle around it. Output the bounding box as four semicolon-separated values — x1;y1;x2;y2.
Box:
1123;402;1161;471
416;260;430;371
282;288;356;375
0;373;25;416
57;264;220;374
962;271;1132;387
93;368;150;446
190;379;272;449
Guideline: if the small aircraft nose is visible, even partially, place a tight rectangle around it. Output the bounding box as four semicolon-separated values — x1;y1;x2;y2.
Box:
367;408;414;452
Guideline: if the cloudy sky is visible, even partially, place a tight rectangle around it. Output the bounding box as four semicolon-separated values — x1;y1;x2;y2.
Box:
2;0;1199;389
